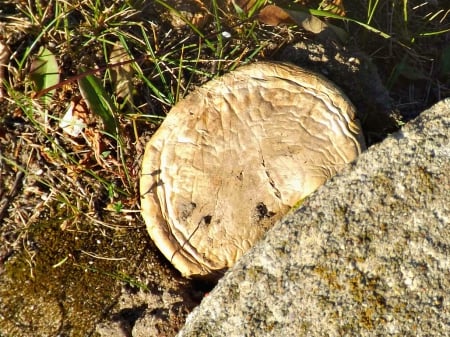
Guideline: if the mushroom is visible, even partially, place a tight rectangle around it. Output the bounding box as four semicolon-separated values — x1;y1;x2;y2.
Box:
140;62;366;280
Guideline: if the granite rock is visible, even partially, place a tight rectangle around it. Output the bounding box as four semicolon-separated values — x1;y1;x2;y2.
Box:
177;98;450;336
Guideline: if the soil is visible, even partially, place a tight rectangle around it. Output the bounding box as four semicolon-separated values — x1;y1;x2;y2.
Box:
0;1;448;336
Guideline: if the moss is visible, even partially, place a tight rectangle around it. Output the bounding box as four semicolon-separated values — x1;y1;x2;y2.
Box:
0;209;156;336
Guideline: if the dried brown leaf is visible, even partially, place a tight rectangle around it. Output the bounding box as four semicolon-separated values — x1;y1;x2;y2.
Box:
258;5;294;26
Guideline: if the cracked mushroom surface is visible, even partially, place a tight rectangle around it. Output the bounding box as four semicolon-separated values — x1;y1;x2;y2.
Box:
140;62;366;280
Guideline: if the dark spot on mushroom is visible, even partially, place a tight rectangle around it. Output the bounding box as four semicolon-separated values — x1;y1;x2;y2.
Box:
203;215;212;225
256;202;275;220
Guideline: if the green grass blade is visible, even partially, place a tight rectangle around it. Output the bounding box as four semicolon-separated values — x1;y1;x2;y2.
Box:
309;9;392;39
78;71;118;137
29;47;60;106
419;28;450;37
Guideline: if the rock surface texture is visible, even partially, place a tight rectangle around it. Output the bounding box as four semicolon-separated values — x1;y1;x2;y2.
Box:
177;98;450;336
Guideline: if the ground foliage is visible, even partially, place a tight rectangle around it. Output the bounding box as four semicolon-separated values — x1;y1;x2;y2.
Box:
0;0;448;336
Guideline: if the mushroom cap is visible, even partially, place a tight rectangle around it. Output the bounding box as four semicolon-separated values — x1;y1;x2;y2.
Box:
140;62;366;279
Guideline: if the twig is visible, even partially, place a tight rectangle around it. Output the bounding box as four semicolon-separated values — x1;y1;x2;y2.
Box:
0;38;11;99
0;171;25;223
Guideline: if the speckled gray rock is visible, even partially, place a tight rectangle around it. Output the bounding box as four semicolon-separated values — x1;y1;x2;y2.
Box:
177;98;450;336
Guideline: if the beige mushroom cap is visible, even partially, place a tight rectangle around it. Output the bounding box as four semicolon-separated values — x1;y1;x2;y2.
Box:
140;62;366;279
